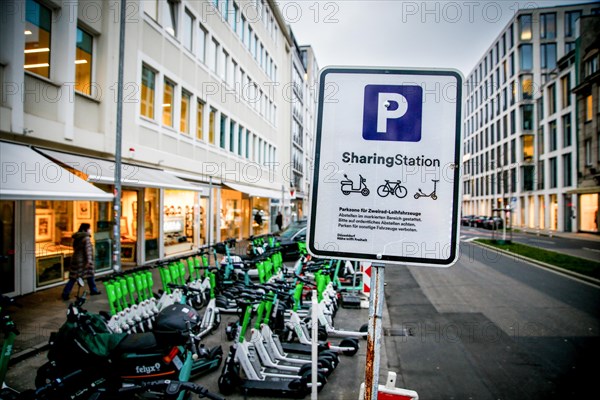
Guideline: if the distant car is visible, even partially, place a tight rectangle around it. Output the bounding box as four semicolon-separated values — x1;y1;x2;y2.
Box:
276;218;307;261
471;216;488;228
483;216;504;230
461;215;475;226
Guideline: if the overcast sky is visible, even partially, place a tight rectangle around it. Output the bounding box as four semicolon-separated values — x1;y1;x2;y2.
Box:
278;0;598;77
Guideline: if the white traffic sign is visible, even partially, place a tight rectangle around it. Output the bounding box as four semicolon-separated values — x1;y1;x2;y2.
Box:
308;67;463;266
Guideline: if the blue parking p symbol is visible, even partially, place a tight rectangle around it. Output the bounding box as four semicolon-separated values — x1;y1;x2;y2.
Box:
362;85;423;142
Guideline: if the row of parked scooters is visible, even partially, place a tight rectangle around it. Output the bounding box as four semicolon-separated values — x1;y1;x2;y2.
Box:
1;235;368;399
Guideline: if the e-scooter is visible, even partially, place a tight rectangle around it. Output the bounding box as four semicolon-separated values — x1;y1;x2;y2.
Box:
340;174;370;196
414;179;439;200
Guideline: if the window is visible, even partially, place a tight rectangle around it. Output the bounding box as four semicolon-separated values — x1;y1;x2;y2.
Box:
585;139;592;165
519;14;532;41
537;160;545;190
540;13;556;39
562;114;571;147
140;65;156;119
180;90;191;134
210;39;219;72
565;41;576;53
197;24;207;63
220;114;227;149
519;44;533;70
565;11;581;37
586;94;593;122
245;130;250;158
163;0;179;37
24;0;52;78
520;74;533;100
163;79;175;127
522;105;533;131
226;119;235;153
561;75;571;108
510;110;516;134
509;53;514;76
509;24;514;48
209;108;216;144
522;135;534;162
548;84;556;115
511;139;516;163
537;97;544;121
183;9;194;52
549;157;557;188
75;27;93;95
238;126;243;156
563;153;572;186
196;100;204;140
586;56;599;77
549;120;557;151
231;3;238;31
541;44;557;69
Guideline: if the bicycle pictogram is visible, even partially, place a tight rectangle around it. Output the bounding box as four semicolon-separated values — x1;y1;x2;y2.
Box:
376;180;408;198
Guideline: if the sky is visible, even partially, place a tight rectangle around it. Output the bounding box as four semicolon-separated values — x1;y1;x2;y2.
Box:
277;0;598;77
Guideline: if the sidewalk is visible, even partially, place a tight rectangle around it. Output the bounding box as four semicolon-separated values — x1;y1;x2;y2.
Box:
3;266;390;399
515;228;600;242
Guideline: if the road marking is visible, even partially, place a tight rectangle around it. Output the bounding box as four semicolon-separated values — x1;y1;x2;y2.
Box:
462;237;477;242
582;247;600;253
529;239;555;244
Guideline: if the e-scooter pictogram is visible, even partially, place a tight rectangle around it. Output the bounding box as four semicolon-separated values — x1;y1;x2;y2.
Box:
414;180;439;200
376;180;408;198
340;174;370;196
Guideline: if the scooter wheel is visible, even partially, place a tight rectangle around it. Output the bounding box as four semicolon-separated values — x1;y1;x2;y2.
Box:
319;350;340;365
317;326;328;341
35;362;58;388
340;338;359;356
218;373;235;395
431;194;438;200
300;370;327;393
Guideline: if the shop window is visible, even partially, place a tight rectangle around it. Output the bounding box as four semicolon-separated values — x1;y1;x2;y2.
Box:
24;0;52;78
0;201;15;294
144;188;160;262
75;27;93;95
164;190;195;256
580;194;599;232
252;197;270;236
141;64;156;119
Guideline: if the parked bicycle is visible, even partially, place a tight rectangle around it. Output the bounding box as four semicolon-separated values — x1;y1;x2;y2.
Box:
376;180;408;198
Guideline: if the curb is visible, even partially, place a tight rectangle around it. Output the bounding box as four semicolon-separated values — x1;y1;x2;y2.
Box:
9;343;49;366
473;240;600;287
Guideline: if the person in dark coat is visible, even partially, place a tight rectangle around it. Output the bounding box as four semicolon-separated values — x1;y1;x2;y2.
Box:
275;211;283;231
62;223;101;300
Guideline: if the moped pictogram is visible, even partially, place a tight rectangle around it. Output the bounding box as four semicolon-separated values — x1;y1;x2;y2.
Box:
340;174;370;196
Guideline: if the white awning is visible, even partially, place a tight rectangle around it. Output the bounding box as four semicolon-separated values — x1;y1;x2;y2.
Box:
223;181;290;200
0;142;114;201
38;149;203;192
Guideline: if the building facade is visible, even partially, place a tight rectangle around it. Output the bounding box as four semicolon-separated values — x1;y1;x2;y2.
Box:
0;0;314;296
462;3;599;233
572;15;600;233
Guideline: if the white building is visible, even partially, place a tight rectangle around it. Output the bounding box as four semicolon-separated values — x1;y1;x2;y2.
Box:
462;2;598;232
0;0;313;296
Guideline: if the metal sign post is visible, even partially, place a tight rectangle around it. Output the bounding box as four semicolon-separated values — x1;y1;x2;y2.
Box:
364;263;385;400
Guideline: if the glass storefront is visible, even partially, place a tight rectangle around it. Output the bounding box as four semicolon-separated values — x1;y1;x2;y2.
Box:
121;190;139;264
163;190;197;256
252;197;270;236
0;201;15;294
144;188;160;262
34;198;113;288
221;189;243;240
580;193;599;232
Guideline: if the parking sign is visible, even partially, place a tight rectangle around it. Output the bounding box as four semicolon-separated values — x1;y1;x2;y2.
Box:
308;67;463;266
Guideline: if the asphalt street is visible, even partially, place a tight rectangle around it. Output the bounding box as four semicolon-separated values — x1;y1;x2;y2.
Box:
384;239;600;400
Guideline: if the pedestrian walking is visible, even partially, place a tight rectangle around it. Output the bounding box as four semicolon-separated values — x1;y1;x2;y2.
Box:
61;223;101;300
276;211;283;231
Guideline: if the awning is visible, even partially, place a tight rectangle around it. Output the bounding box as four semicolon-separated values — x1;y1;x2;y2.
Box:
0;142;114;201
223;181;291;200
38;149;202;192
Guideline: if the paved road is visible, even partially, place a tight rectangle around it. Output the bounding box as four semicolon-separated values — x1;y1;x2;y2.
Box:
383;239;600;399
460;225;600;262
